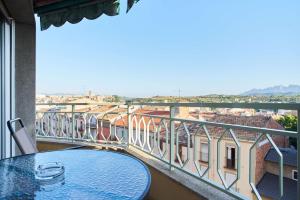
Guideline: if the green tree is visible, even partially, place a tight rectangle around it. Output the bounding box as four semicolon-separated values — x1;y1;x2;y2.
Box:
112;95;121;102
277;115;297;149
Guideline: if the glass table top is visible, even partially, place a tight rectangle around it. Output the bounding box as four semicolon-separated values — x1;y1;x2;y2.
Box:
0;150;151;200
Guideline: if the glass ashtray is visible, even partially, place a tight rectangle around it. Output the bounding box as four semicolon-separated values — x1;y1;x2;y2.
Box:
35;162;65;181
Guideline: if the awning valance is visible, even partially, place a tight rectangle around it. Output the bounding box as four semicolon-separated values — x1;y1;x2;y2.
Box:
34;0;139;31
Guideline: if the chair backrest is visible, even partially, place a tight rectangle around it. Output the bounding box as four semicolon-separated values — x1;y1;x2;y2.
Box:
7;118;38;155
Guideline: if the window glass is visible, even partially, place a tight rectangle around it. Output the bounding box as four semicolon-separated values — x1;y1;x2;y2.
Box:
200;143;208;162
226;146;236;169
293;170;298;180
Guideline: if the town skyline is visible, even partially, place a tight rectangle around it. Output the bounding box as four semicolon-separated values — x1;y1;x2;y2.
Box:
37;84;300;98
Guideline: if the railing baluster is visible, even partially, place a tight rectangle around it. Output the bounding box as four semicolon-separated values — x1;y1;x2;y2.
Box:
71;104;75;143
266;134;283;198
127;105;131;148
169;106;176;171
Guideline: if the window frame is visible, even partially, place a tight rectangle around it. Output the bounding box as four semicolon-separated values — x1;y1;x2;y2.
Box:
292;170;298;181
225;145;236;170
0;18;15;159
199;142;209;163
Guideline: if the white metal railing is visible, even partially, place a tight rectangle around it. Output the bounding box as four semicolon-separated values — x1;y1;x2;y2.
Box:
36;103;128;147
36;102;300;200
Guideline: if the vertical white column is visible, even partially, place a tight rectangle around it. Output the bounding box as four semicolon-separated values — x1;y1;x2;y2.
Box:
0;19;15;158
297;109;300;199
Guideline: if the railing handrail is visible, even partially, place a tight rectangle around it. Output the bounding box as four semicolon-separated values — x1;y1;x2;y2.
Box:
129;102;300;110
36;102;123;106
132;112;298;138
37;102;300;110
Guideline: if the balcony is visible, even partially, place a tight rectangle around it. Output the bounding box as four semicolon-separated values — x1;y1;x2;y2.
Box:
0;1;298;199
35;102;300;200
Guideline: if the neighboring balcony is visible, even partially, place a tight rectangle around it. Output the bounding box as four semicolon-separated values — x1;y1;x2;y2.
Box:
35;102;300;200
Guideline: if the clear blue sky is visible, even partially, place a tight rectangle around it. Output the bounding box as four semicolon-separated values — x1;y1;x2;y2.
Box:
36;0;300;97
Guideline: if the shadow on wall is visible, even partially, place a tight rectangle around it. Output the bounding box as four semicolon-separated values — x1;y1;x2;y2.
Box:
147;165;205;200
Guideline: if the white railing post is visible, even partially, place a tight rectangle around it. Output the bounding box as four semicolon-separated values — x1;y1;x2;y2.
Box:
71;104;75;142
169;106;176;170
127;104;132;148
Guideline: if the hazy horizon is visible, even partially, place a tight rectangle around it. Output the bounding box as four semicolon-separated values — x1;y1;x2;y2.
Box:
37;0;300;97
36;84;300;98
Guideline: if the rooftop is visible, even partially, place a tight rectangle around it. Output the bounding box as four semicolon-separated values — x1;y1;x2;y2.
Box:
265;147;297;167
257;172;297;200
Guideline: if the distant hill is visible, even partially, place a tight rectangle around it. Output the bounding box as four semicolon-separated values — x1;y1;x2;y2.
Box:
242;85;300;96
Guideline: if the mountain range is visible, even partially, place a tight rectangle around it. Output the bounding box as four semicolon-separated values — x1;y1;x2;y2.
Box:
242;85;300;96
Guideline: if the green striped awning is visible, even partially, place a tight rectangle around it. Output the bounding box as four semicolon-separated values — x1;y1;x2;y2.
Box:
34;0;140;31
127;0;139;12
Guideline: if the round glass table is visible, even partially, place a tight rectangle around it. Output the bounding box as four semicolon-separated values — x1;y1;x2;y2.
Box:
0;150;151;200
